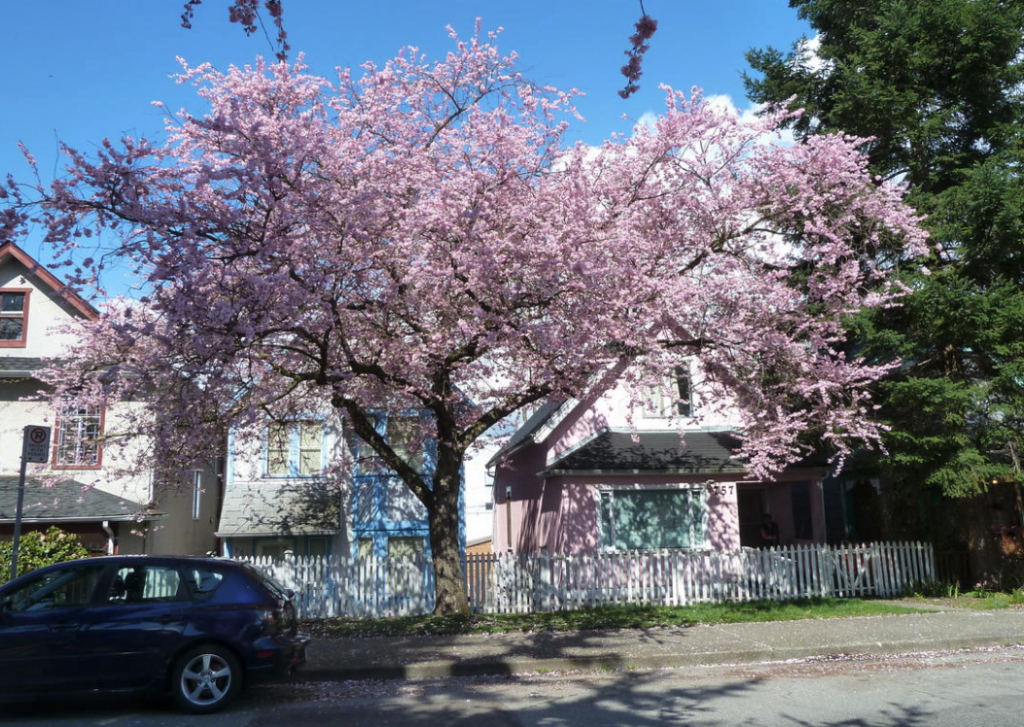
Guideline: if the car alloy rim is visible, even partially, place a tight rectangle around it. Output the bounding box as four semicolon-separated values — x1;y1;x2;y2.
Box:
180;653;232;705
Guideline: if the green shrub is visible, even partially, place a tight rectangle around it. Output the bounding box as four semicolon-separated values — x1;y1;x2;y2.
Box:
0;527;90;585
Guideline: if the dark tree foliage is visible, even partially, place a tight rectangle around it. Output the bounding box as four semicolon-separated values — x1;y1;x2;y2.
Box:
745;0;1024;500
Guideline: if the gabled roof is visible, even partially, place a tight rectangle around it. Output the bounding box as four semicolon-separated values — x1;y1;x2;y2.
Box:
486;399;566;466
545;429;749;475
0;241;100;320
0;476;158;523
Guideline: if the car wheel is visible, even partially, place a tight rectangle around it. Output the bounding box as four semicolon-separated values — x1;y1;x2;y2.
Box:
172;644;242;714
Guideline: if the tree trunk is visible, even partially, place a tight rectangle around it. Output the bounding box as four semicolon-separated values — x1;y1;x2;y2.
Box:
428;455;470;615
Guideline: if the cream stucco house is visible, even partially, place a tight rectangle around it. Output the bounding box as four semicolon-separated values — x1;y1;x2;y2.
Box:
0;241;220;555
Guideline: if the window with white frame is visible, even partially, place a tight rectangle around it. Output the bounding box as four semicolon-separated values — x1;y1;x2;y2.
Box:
266;421;323;477
191;471;202;520
599;487;705;550
641;365;693;418
54;405;102;467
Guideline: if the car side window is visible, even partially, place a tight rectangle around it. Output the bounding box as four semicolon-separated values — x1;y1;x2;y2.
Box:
106;565;183;604
2;565;103;613
181;565;225;601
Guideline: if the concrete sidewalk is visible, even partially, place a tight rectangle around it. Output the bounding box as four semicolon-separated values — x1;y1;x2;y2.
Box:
303;607;1024;681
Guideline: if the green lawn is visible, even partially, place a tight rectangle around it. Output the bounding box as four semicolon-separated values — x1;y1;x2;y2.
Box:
921;590;1024;610
306;597;927;639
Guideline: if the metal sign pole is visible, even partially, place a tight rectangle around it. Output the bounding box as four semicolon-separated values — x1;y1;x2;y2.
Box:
9;436;29;582
10;425;51;582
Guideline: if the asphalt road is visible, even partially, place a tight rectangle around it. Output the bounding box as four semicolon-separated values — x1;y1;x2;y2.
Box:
4;646;1024;726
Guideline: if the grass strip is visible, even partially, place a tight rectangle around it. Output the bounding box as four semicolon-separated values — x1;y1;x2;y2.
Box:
305;597;925;639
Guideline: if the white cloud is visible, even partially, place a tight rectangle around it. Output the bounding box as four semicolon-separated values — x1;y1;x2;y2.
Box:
704;94;796;147
635;111;659;132
797;35;831;74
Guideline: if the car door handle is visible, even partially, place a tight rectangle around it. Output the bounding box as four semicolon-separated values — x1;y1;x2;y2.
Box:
156;614;183;624
48;622;79;632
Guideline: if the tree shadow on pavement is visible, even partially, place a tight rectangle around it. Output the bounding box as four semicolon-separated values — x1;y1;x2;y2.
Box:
256;669;943;727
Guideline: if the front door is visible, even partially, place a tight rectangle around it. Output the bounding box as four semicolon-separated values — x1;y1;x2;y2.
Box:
737;486;767;547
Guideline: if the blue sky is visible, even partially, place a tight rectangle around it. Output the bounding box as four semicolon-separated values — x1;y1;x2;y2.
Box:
0;1;810;276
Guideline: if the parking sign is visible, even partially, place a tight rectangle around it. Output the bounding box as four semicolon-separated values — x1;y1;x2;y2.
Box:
23;425;51;463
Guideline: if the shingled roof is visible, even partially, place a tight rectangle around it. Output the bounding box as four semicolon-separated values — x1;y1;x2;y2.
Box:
545;428;829;476
0;357;44;376
545;429;749;475
0;477;157;523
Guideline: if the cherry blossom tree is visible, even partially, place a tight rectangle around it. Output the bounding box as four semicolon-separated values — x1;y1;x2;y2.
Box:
1;27;925;613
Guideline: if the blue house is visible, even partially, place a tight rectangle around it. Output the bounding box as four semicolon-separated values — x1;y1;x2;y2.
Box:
216;410;465;563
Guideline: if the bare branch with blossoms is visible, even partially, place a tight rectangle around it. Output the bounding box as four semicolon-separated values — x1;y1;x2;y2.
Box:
3;27;925;613
181;0;289;61
619;2;658;99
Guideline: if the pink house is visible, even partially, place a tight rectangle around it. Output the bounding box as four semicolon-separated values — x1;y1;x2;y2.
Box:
491;364;830;554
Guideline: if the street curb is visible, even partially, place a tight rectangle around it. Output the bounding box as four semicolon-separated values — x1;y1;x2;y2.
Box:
300;635;1024;682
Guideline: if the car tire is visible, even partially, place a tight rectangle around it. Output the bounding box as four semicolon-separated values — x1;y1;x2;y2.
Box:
172;644;242;714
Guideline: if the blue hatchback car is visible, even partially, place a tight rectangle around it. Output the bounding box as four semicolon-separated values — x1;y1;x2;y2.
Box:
0;555;309;713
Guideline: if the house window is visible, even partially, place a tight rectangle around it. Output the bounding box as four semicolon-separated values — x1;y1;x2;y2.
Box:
255;538;295;560
356;480;379;522
266;421;323;477
388;416;425;472
387;477;427;521
387;536;426;592
387;536;425;560
53;406;103;468
307;537;328;557
191;471;203;520
351;415;426;474
600;488;705;550
642;365;693;418
0;289;29;347
357;537;375;559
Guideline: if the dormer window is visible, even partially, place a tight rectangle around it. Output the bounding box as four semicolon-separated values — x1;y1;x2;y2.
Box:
642;365;693;419
0;289;29;347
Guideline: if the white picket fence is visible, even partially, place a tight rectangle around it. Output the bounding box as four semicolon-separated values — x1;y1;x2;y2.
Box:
241;541;935;619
